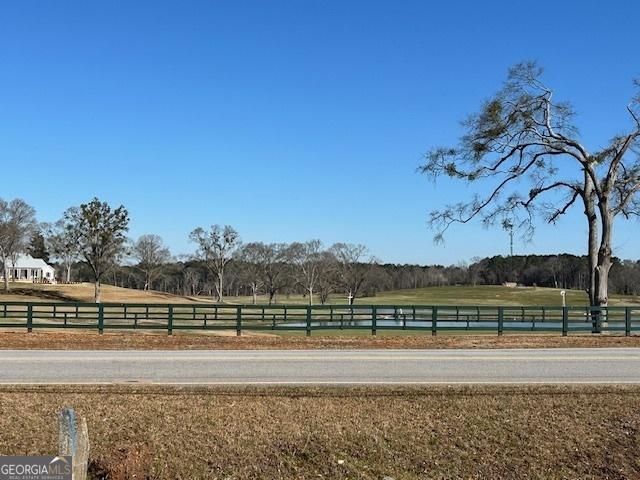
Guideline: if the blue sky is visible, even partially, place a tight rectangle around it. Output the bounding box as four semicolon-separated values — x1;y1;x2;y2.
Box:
1;1;639;265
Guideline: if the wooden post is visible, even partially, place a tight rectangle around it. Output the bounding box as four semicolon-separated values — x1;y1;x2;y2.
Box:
372;306;377;336
625;307;631;337
58;407;89;480
236;306;242;336
167;305;174;335
27;303;33;333
497;307;504;336
431;307;437;336
97;304;104;334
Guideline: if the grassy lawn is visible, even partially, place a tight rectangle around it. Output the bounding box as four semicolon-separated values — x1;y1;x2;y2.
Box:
219;285;603;306
2;282;639;306
0;384;639;479
0;283;200;304
1;284;637;340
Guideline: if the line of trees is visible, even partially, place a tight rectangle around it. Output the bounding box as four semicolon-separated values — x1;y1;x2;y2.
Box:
0;197;381;304
1;197;129;302
2;195;640;304
72;251;640;302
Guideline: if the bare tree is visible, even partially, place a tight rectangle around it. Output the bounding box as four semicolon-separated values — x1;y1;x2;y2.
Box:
189;225;240;301
290;239;325;304
183;267;202;296
235;242;266;304
44;220;81;283
315;250;338;304
62;198;129;302
0;198;37;291
421;62;640;313
251;242;292;305
131;234;171;290
330;243;373;304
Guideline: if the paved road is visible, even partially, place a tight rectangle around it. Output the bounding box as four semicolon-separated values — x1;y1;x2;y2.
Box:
1;348;640;385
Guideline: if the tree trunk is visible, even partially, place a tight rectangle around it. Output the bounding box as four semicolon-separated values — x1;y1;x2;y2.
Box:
595;216;613;308
593;202;614;332
1;252;9;292
308;287;314;305
583;173;598;307
66;264;72;283
216;272;223;302
587;220;598;307
94;281;101;303
252;284;257;305
2;263;8;292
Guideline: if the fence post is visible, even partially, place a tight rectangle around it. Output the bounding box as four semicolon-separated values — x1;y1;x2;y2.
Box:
625;307;631;337
306;305;312;337
27;303;33;333
372;306;377;336
497;307;503;336
98;304;104;334
167;305;173;336
591;306;601;334
431;306;437;336
236;306;242;336
562;307;568;337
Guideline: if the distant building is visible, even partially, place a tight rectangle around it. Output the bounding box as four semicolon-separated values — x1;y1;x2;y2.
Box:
502;282;517;288
1;254;56;283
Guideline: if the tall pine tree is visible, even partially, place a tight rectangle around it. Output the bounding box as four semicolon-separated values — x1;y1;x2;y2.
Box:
27;231;49;262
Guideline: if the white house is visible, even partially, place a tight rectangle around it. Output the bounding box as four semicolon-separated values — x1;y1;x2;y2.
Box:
1;254;56;283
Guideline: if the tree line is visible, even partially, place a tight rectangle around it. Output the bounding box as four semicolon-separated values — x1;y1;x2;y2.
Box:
2;195;639;304
74;252;640;302
0;197;380;303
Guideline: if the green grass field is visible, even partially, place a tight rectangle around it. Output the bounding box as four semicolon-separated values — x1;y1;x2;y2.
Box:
227;285;639;307
2;282;639;306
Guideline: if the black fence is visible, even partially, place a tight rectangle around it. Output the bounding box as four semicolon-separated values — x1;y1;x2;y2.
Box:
1;302;639;336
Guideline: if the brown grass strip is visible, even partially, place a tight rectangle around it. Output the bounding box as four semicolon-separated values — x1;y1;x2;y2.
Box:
1;330;640;349
0;384;639;479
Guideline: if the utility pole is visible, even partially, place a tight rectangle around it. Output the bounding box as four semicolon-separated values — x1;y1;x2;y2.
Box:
502;219;514;256
509;228;514;257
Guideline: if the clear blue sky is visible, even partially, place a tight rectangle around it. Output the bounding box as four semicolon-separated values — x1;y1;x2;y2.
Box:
1;1;639;265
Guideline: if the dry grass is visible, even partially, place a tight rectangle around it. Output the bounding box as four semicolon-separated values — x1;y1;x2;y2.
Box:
3;283;640;307
1;330;640;349
0;384;639;479
1;283;206;304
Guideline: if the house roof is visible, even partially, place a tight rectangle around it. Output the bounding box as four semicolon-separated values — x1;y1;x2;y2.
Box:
9;254;54;270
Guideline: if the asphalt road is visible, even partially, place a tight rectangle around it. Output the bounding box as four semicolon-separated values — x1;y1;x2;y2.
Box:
1;348;639;385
